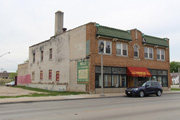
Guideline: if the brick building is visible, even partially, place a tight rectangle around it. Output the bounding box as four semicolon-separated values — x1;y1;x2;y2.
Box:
0;71;9;80
18;11;170;93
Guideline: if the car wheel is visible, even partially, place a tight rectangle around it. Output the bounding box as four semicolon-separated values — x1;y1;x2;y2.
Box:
156;90;162;96
139;91;144;97
126;94;132;97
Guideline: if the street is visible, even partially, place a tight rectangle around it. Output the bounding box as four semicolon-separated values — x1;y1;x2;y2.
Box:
0;93;180;120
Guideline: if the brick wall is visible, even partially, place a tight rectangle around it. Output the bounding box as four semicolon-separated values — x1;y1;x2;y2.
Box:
87;24;170;93
17;63;31;85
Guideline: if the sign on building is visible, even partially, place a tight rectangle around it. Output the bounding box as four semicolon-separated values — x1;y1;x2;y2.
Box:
77;60;89;84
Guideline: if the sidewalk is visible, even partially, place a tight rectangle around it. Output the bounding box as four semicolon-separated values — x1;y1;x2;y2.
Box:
0;91;179;104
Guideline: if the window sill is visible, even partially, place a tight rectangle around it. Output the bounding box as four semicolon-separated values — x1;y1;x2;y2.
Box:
116;55;128;57
157;59;165;61
98;53;112;55
145;58;154;60
134;57;140;60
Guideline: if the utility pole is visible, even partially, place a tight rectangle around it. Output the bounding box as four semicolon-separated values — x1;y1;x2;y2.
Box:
100;42;104;96
178;67;180;87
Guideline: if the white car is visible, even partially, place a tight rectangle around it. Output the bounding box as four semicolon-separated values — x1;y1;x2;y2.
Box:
5;81;15;86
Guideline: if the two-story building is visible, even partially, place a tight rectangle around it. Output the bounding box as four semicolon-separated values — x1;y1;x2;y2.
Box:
17;11;170;93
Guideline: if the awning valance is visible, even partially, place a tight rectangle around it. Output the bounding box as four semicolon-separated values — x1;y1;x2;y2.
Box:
127;66;152;77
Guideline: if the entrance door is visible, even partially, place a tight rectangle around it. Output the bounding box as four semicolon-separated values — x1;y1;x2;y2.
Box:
133;77;138;86
133;77;147;87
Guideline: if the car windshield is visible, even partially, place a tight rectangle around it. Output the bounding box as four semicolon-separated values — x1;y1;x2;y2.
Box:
10;81;15;84
142;82;147;87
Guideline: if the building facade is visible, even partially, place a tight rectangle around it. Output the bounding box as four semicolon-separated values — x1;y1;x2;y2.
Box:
0;71;10;80
17;11;170;93
171;73;179;85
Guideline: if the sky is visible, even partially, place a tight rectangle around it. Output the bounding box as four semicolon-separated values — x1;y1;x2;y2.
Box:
0;0;180;72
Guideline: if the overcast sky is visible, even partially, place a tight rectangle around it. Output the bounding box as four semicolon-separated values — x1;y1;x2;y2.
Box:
0;0;180;72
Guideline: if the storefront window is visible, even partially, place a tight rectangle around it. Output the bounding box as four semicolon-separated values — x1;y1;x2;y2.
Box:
121;75;126;87
104;75;111;87
158;76;162;85
95;66;127;88
158;70;168;75
112;75;119;87
112;68;126;74
149;69;157;75
99;75;101;87
162;76;168;87
152;76;157;81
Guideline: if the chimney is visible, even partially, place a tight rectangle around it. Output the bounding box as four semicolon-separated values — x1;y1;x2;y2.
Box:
55;11;64;36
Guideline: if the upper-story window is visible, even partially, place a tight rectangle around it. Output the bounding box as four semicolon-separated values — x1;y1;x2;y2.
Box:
49;69;52;80
49;48;52;60
157;49;165;60
98;40;111;54
134;44;139;58
144;47;153;59
33;53;35;63
116;42;128;56
41;51;43;62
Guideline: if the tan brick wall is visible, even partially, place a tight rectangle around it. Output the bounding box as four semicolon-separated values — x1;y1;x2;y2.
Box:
87;24;171;93
18;63;29;76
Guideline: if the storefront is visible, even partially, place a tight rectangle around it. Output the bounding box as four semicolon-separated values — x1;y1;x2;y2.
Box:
95;66;168;89
127;66;152;87
95;66;127;88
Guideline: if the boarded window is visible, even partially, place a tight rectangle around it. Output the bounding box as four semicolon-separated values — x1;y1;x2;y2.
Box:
49;69;52;80
40;70;43;80
56;71;60;81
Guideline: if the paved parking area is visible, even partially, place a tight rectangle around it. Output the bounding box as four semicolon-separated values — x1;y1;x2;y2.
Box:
0;86;39;96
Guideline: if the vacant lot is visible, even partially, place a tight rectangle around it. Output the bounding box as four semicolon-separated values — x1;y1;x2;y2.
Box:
0;86;40;96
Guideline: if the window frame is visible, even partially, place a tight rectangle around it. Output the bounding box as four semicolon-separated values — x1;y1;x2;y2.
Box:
95;66;127;88
98;40;112;55
40;70;43;80
157;49;165;61
116;42;128;57
134;44;139;58
56;71;60;81
49;69;52;80
144;47;153;59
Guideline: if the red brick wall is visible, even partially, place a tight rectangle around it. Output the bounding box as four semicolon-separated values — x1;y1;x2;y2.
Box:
86;23;170;93
17;74;31;84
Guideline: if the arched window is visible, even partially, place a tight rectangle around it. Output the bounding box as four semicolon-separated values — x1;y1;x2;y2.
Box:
134;44;139;58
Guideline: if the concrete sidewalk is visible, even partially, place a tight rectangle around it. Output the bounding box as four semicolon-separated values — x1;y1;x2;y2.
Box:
0;91;179;104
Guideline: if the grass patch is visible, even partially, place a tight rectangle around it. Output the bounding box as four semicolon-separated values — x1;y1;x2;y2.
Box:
171;88;180;91
0;86;87;99
14;86;86;95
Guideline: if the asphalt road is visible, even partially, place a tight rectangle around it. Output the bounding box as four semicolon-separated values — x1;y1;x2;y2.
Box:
0;93;180;120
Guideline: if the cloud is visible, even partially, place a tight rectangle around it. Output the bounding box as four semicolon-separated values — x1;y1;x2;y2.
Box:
0;0;180;72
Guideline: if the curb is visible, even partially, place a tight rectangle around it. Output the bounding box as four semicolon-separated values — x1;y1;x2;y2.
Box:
0;95;123;105
0;92;180;105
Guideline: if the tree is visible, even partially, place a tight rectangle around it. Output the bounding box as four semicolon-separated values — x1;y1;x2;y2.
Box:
170;61;180;73
9;72;17;80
